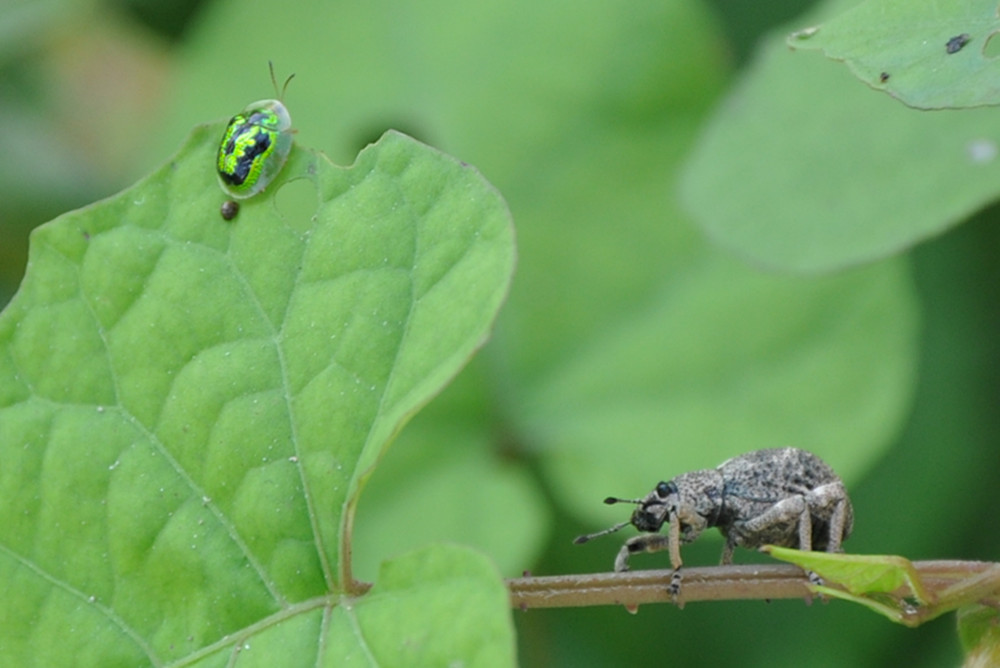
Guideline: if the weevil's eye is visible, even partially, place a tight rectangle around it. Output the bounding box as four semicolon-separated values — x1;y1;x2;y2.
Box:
655;481;675;498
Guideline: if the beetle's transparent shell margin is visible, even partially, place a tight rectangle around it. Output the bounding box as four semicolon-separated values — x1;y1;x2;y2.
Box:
216;98;293;200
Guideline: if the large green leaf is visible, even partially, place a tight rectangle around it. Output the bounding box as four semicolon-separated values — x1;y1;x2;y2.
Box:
680;15;1000;273
0;126;515;665
789;0;1000;109
526;252;917;525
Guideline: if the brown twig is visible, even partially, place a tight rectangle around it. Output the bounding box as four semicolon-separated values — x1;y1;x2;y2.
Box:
507;561;1000;612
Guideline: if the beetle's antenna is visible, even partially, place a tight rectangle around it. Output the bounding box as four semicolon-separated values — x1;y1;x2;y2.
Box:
268;61;296;100
573;521;631;544
573;495;645;544
280;72;295;100
602;496;643;505
268;61;278;94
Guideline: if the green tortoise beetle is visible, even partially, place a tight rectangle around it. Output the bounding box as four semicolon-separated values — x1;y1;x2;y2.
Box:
216;62;295;200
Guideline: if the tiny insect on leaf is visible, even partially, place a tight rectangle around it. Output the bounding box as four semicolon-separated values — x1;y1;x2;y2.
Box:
220;200;240;220
945;34;971;55
216;62;295;200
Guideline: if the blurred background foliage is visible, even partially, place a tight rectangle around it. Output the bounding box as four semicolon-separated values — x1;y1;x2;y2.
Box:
1;0;998;666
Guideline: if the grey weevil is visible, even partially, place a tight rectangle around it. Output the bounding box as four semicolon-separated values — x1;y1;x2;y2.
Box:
575;447;853;592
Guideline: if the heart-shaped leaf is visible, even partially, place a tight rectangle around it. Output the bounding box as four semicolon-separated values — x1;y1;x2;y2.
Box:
0;125;516;665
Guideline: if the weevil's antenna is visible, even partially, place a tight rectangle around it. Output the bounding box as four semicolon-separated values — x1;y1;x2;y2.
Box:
602;496;643;505
573;495;646;544
573;521;631;544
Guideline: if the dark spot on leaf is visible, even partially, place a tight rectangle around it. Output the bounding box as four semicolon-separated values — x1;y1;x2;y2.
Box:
879;72;890;83
220;200;240;221
946;34;971;54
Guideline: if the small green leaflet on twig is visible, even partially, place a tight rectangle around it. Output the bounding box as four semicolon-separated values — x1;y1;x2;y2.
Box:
763;547;1000;627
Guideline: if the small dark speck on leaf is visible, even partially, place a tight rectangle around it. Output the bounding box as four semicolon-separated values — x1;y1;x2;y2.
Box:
879;72;890;83
946;34;971;54
220;200;240;221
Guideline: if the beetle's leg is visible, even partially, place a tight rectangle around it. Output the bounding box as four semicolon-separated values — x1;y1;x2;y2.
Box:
797;502;813;552
796;509;823;588
739;495;828;592
615;533;672;572
667;518;683;600
806;482;850;552
615;513;684;569
613;514;686;601
826;498;848;551
668;569;683;601
719;534;736;565
802;482;851;592
668;515;682;570
738;494;808;541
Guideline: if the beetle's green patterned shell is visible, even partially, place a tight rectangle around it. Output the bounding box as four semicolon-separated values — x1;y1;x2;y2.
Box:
216;98;292;199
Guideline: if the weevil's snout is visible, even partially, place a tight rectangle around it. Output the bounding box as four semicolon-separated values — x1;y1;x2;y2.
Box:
630;503;670;532
630;480;677;532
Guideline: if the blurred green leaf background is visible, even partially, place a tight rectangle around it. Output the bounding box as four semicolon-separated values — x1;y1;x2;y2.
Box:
2;0;998;665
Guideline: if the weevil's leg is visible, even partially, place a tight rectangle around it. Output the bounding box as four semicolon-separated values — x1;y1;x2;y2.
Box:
802;480;851;554
826;498;848;552
668;569;683;601
613;520;683;570
666;514;684;599
614;543;631;572
808;481;850;552
720;534;736;565
615;531;685;602
797;502;813;552
797;501;826;588
739;495;807;539
615;533;672;572
739;495;821;586
804;484;854;589
613;516;685;600
668;514;683;570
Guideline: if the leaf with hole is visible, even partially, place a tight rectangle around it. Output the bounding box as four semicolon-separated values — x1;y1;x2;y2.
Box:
788;0;1000;109
681;17;1000;273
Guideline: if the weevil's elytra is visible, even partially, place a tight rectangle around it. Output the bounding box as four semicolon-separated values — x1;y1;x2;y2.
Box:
575;447;853;595
216;62;295;200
